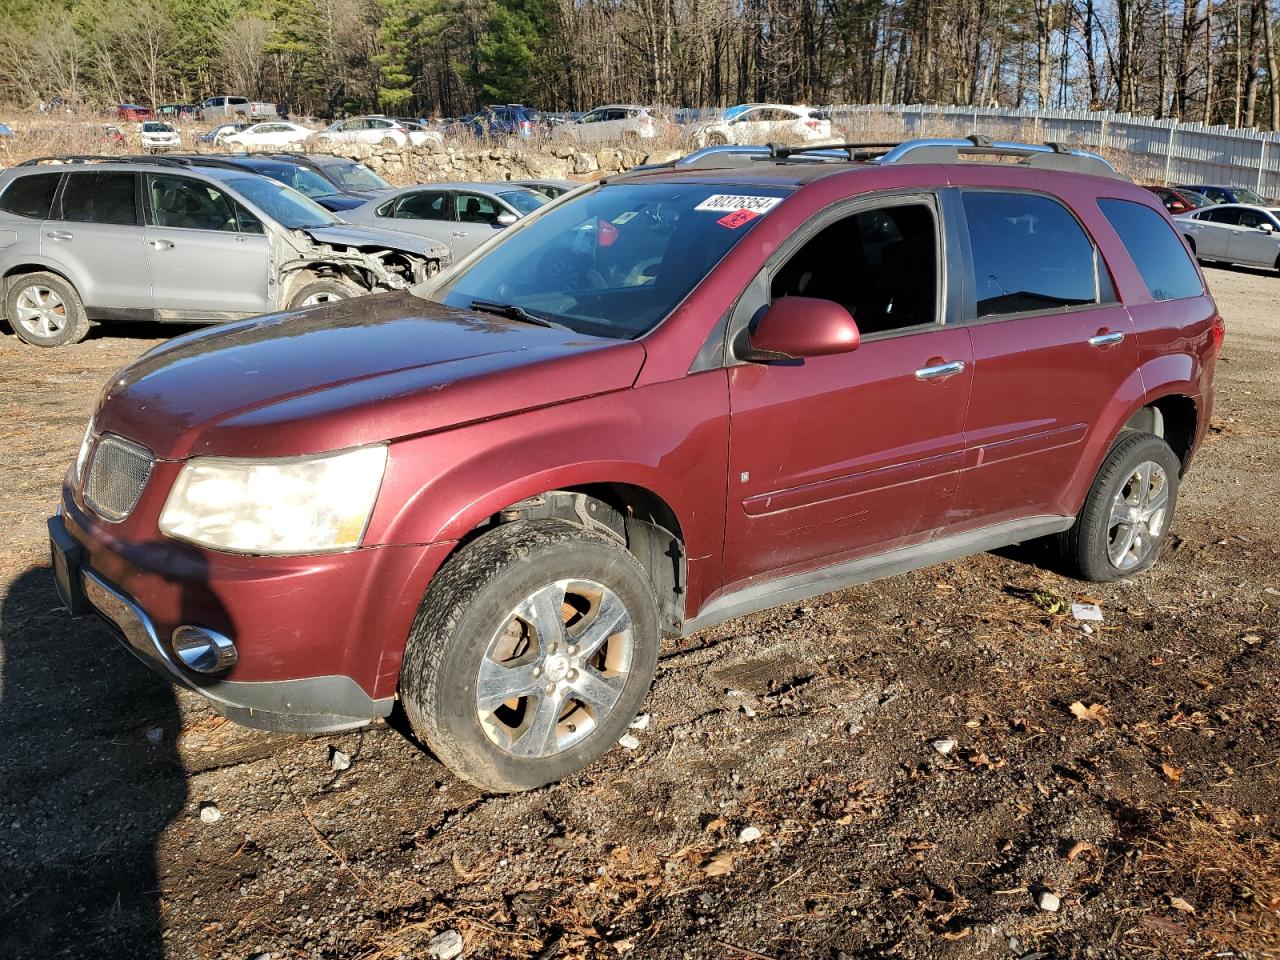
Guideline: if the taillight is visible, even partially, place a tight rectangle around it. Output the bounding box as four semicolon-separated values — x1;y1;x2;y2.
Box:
519;120;532;131
804;119;821;129
639;116;653;126
1211;314;1226;354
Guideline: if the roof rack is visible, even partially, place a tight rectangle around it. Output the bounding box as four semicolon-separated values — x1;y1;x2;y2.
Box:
652;135;1126;180
17;154;195;168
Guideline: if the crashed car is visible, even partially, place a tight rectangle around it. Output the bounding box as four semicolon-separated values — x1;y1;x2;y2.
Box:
0;157;448;347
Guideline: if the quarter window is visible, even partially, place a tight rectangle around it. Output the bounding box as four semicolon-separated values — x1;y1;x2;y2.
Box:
962;191;1100;317
1098;198;1204;301
0;173;62;219
58;172;138;225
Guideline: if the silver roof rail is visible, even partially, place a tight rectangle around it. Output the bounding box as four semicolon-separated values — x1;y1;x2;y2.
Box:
876;135;1127;180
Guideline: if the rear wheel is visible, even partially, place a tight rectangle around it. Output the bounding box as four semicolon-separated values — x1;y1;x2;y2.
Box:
706;131;729;146
399;519;660;792
4;271;91;347
1060;432;1181;581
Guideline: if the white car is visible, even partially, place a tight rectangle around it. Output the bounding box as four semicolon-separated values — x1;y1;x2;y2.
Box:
311;116;442;148
555;105;661;144
1178;203;1280;271
221;121;315;148
139;121;181;152
693;104;833;146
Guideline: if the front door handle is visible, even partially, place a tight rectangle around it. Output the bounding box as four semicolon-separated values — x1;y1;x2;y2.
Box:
1088;331;1125;348
45;230;74;241
148;239;174;250
915;360;966;381
450;231;467;237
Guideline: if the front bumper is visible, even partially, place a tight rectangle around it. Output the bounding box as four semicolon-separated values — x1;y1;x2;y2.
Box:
50;493;453;734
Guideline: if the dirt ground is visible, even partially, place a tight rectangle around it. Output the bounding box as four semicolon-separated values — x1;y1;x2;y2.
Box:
0;265;1277;960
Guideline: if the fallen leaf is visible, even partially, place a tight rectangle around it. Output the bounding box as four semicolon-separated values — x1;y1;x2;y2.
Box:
701;850;734;877
611;938;636;954
1160;763;1184;783
1169;896;1196;914
704;817;727;833
1069;701;1110;725
1066;840;1095;862
941;927;971;941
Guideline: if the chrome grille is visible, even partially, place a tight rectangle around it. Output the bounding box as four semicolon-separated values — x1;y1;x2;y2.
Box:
84;435;154;522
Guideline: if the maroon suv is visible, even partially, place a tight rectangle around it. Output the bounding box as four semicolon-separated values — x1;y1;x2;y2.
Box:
50;138;1223;791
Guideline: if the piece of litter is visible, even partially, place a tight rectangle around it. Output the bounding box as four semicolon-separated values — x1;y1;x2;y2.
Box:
198;802;221;824
1071;602;1103;622
629;713;650;730
737;825;762;844
932;738;957;756
426;928;464;959
329;747;351;772
618;733;641;750
1037;891;1061;912
740;703;756;718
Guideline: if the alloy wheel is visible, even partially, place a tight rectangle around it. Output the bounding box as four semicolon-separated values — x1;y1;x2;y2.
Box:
1106;460;1170;571
13;284;68;339
475;578;634;758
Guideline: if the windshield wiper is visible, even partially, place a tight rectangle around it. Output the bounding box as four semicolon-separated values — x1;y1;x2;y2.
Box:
469;299;567;329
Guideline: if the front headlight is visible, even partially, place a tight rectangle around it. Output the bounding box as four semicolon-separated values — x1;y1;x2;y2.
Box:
158;445;388;555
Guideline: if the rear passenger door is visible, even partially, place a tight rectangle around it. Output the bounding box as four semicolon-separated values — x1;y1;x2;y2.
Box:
951;190;1138;529
723;193;974;587
46;170;153;315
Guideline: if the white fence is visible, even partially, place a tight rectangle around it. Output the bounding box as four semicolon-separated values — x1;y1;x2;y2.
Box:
825;103;1280;196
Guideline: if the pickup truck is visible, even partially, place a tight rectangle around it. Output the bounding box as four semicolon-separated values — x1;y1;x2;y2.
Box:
199;96;285;121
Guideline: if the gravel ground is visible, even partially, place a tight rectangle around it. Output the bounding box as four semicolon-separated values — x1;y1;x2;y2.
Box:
1;266;1277;960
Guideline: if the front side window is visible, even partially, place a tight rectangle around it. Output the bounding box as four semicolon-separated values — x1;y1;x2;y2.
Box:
433;181;790;339
962;191;1099;317
58;172;138;226
147;175;242;232
1097;198;1203;302
456;193;500;223
770;201;939;335
0;173;62;219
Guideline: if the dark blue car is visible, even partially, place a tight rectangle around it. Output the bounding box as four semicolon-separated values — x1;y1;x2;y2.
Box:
1177;183;1272;206
179;153;394;212
463;104;548;139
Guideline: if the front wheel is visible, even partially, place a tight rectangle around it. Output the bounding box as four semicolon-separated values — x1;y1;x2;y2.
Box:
399;519;660;792
1061;432;1181;581
286;277;356;308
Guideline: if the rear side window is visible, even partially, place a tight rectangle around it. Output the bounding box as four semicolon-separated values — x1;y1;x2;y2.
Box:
963;191;1100;317
1098;198;1204;301
58;172;138;225
0;173;62;219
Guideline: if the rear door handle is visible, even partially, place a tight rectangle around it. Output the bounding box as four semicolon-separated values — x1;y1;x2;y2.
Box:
45;230;73;241
915;360;966;381
148;239;174;250
1088;331;1125;348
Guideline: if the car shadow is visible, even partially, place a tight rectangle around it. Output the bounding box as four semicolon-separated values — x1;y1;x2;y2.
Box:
0;565;187;959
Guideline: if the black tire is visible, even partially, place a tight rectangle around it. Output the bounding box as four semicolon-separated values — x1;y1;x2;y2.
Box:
1183;235;1195;254
400;518;660;792
286;277;356;309
706;132;729;146
1060;432;1181;582
3;271;91;347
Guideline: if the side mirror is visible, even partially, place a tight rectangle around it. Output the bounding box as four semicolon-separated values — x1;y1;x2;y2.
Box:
743;297;860;362
1259;222;1275;233
495;212;517;227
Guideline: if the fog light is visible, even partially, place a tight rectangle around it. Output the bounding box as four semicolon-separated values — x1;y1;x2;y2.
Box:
171;626;238;675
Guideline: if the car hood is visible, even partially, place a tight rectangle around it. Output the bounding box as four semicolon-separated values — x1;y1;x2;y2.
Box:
304;222;435;250
93;292;646;460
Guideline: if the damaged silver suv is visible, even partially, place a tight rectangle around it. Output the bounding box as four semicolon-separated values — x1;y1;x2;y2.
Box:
0;156;449;347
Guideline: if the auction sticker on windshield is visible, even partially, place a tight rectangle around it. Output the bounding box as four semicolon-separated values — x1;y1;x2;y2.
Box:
694;194;783;214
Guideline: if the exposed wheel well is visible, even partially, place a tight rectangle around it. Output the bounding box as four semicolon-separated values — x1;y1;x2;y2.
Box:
453;485;687;635
3;264;78;295
1122;396;1197;473
1184;234;1196;253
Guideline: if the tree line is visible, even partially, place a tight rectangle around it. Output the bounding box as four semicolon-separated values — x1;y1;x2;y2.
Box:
0;0;1277;129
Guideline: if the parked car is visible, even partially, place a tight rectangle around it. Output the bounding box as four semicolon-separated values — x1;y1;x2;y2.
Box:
181;154;381;213
343;182;548;258
116;104;153;121
311;116;442;149
509;178;578;200
462;104;549;140
1177;202;1280;270
285;153;394;200
220;121;314;148
199;122;250;144
43;138;1222;794
0;156;448;347
158;104;201;120
139;121;181;153
555;104;661;144
0;122;14;138
1175;183;1272;206
1145;185;1212;215
200;96;284;121
692;104;834;146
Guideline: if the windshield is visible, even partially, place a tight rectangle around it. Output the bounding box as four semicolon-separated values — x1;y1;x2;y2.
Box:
433;181;791;339
142;122;171;132
254;163;338;199
226;176;341;229
324;161;391;192
1236;187;1269;205
497;189;549;216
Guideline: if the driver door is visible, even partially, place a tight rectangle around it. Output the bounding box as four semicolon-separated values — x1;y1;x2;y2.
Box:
144;173;269;316
1228;208;1280;266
